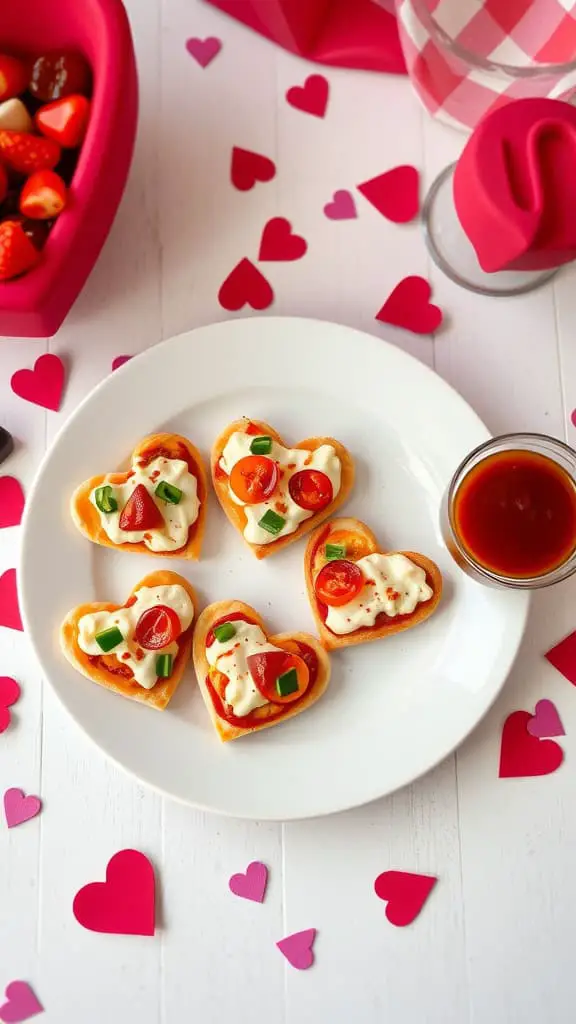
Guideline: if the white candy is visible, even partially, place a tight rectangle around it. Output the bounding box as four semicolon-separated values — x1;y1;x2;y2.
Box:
0;98;33;133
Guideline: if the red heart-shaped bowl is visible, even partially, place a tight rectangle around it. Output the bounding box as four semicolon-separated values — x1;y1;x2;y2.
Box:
0;0;138;337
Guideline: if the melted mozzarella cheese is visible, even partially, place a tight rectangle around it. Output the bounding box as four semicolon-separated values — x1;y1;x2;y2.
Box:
324;553;433;635
206;620;287;716
77;584;194;689
219;432;341;545
90;456;199;553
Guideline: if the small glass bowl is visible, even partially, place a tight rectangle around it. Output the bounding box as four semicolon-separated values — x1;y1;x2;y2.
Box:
440;433;576;589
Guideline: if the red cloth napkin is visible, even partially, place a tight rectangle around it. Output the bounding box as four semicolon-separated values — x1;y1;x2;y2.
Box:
204;0;407;74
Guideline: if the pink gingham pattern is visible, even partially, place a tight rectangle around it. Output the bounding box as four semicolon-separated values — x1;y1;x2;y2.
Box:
396;0;576;130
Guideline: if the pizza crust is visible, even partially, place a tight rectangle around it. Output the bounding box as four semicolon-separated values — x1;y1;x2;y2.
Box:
193;600;331;741
304;517;443;650
210;418;355;559
60;570;198;710
70;433;208;560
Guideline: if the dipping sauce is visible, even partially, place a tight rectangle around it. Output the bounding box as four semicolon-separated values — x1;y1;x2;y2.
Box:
452;449;576;578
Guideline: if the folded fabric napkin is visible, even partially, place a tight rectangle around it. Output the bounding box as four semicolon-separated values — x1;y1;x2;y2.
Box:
204;0;407;74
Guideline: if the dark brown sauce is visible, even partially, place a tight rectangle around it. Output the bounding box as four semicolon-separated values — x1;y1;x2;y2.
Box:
453;449;576;578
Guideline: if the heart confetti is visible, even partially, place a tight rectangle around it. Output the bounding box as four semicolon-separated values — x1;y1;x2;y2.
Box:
527;699;565;739
276;928;316;970
324;189;357;220
499;710;564;777
286;74;329;118
545;630;576;686
10;353;65;412
4;788;42;828
111;355;132;372
73;849;155;935
0;981;43;1022
258;218;307;262
0;570;23;632
0;677;20;734
231;147;276;191
218;258;274;311
0;477;24;529
374;870;437;926
357;166;420;224
376;276;443;335
185;36;222;68
571;409;576;428
229;861;268;903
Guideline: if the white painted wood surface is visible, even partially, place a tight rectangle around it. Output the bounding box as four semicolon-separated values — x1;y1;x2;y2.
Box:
1;1;576;1020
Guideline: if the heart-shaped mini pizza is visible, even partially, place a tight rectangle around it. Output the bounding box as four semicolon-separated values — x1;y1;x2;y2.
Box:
211;418;354;558
71;433;207;559
305;518;442;650
193;600;331;740
60;571;197;709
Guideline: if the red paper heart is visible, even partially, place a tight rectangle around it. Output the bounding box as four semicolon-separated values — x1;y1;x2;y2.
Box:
376;276;442;335
499;710;564;777
185;36;222;68
218;258;274;311
73;849;155;935
0;676;20;734
10;353;65;411
258;217;307;261
286;74;329;118
0;570;23;632
231;147;276;191
374;870;437;926
0;477;24;528
545;630;576;686
358;166;419;224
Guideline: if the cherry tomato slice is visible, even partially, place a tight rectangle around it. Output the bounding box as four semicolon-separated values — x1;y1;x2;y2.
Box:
118;484;164;531
247;649;310;704
230;455;278;504
314;559;364;607
134;605;181;650
289;469;333;511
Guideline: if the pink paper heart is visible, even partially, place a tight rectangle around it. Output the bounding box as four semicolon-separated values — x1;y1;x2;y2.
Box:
357;166;420;224
376;276;443;335
0;570;23;632
73;849;155;935
229;861;268;903
4;788;42;828
374;870;437;926
276;928;316;969
0;677;21;734
527;699;565;738
258;218;307;262
0;477;24;528
10;354;65;412
0;981;43;1022
286;75;329;118
324;190;357;220
185;36;222;68
111;355;132;372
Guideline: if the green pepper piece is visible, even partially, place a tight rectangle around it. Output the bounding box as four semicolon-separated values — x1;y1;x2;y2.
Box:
258;509;285;535
95;626;123;652
213;622;237;643
276;667;299;697
155;480;183;505
250;435;273;455
325;543;346;560
95;485;118;514
156;653;174;678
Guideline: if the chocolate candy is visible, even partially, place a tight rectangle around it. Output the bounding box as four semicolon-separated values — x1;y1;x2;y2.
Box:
0;427;14;465
29;51;91;102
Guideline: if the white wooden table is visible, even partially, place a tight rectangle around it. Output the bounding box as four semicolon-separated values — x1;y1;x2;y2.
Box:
2;2;576;1021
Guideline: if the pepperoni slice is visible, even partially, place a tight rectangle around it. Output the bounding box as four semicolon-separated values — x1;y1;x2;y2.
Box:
118;484;163;531
314;559;364;607
229;455;278;504
247;649;309;704
289;469;333;511
134;605;181;650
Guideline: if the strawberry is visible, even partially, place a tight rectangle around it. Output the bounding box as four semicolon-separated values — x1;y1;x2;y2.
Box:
0;130;60;175
119;485;164;532
0;55;28;103
0;219;41;280
0;163;7;206
35;94;90;149
20;170;67;220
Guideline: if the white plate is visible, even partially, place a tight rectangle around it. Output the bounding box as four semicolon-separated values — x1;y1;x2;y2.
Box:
20;318;529;820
